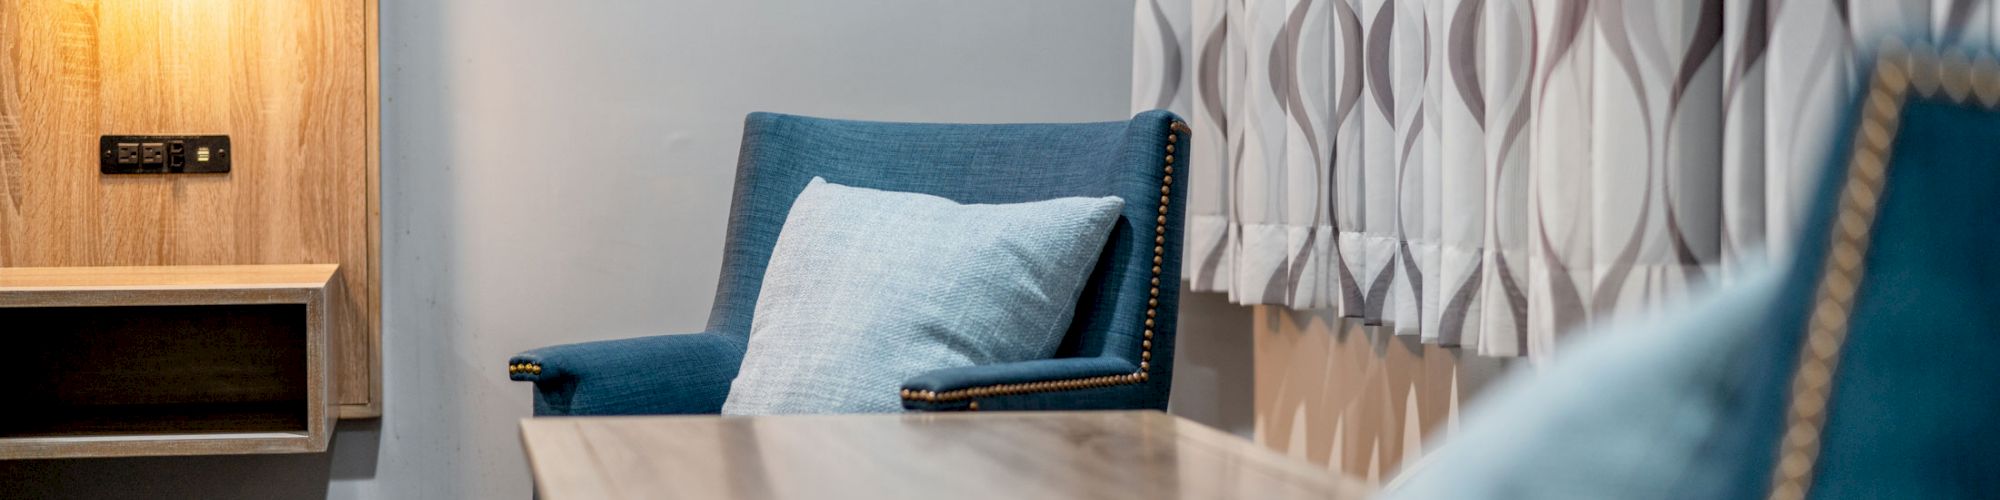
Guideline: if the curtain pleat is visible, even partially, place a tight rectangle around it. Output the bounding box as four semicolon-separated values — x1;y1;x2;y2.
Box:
1526;0;1594;359
1481;0;1533;356
1438;0;1486;348
1720;0;1768;282
1133;0;1963;358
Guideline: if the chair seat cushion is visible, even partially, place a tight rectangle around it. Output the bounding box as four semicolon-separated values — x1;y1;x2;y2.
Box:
721;177;1122;414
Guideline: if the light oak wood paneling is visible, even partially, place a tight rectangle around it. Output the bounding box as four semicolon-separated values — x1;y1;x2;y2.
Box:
0;264;336;459
359;0;384;421
0;264;344;291
520;411;1372;500
1252;307;1514;486
0;0;379;416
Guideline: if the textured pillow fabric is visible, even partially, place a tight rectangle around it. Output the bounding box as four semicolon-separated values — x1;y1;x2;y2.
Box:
721;177;1123;415
1378;266;1781;500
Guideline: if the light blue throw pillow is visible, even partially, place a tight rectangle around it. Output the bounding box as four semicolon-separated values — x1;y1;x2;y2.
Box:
721;177;1123;415
1379;264;1782;499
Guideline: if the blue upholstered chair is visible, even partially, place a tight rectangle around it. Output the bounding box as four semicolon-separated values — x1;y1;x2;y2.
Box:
1380;43;2000;499
1691;45;2000;500
506;110;1189;414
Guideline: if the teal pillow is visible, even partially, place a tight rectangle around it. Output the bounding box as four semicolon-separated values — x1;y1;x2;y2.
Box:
721;177;1123;415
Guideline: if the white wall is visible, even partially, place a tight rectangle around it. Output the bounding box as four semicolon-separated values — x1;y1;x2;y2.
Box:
0;2;1255;498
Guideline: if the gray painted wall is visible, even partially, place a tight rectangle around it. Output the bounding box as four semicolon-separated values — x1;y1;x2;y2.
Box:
0;1;1253;498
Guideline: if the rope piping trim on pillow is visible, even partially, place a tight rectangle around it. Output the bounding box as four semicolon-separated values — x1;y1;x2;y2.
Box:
899;119;1190;410
1765;40;1974;500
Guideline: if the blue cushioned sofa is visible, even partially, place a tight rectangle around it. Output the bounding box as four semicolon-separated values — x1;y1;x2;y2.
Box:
507;110;1189;414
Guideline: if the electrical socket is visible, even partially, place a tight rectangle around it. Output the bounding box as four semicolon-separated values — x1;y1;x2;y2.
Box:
115;143;140;165
139;143;166;165
100;135;231;174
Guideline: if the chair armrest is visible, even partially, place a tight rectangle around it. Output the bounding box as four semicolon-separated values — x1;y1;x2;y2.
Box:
508;332;747;416
899;357;1150;412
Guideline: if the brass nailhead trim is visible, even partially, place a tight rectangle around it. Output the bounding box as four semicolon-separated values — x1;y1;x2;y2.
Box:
902;120;1186;406
1767;46;1917;500
507;363;543;375
1909;43;1940;96
1972;56;2000;106
1942;49;1973;101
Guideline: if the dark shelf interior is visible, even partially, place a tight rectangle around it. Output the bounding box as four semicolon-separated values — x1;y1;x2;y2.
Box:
0;402;308;438
1;304;310;439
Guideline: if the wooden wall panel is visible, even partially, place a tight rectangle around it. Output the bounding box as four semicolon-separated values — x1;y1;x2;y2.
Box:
0;0;378;416
1252;306;1515;487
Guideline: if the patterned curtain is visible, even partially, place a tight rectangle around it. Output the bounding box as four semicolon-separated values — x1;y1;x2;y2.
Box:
1134;0;1981;357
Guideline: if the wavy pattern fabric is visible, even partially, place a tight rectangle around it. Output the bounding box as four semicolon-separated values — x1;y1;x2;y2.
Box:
1133;0;1966;357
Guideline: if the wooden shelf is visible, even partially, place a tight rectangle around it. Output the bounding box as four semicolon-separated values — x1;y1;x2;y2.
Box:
0;265;339;459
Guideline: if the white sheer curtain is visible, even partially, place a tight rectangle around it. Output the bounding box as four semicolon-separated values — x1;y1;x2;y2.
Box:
1134;0;1976;357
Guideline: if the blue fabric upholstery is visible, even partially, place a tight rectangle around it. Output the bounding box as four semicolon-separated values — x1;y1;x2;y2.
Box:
1691;53;2000;499
516;333;745;415
900;358;1149;411
510;110;1188;415
1381;47;2000;499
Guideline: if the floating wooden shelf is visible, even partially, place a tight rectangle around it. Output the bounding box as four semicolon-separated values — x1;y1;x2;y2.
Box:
0;265;340;459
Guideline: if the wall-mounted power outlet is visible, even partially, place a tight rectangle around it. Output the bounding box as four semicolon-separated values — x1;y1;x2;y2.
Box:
99;135;231;174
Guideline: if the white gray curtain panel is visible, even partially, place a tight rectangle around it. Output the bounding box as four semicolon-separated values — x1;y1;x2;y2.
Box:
1134;0;1986;357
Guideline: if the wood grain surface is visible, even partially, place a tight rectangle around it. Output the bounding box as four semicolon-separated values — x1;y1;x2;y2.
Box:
519;411;1373;500
0;264;336;459
0;264;340;290
1253;312;1512;485
0;0;379;416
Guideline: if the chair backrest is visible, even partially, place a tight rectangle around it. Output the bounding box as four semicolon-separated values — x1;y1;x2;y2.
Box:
1694;45;2000;499
704;110;1187;371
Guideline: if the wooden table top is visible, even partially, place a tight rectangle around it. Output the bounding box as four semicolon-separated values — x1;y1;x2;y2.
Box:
520;410;1371;500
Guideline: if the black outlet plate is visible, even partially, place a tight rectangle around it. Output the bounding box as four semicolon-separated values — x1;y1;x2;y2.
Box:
99;135;231;174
